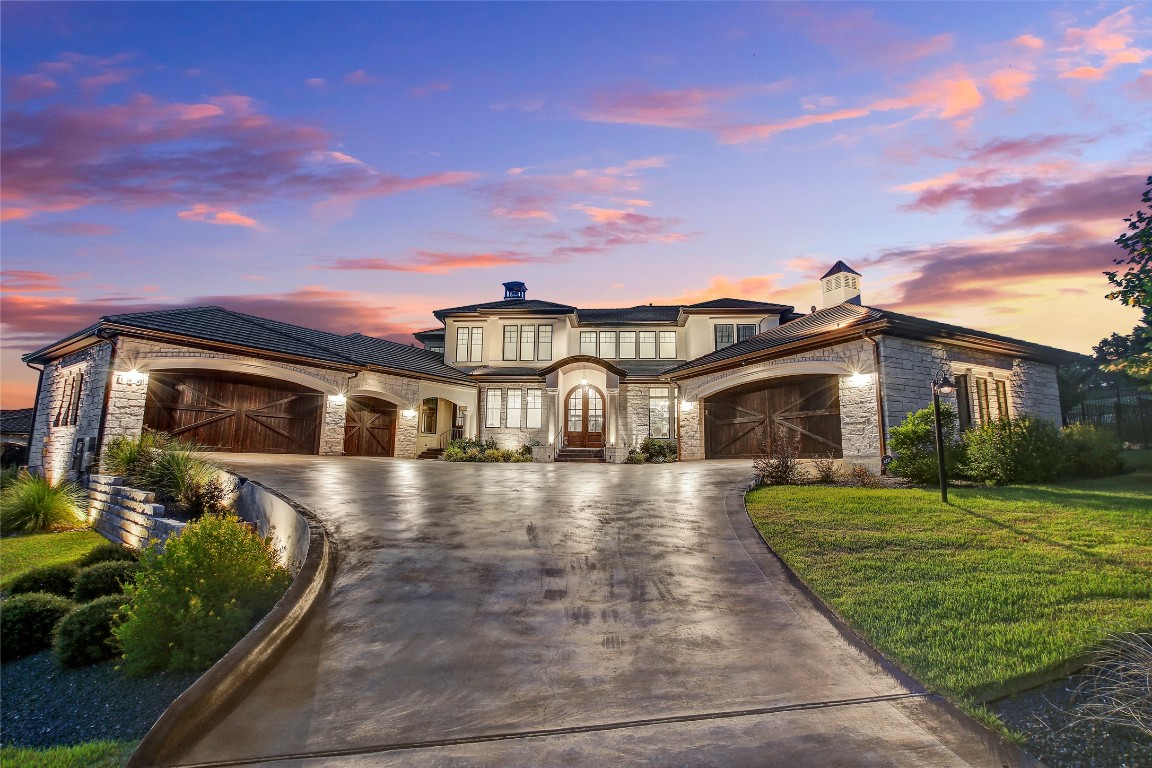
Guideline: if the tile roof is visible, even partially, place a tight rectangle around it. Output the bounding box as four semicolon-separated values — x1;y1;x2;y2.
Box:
0;408;34;435
433;298;576;320
576;306;683;324
95;306;471;382
684;298;793;311
613;359;685;377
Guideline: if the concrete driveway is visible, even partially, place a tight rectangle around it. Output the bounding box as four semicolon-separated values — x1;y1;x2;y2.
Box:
170;456;1029;767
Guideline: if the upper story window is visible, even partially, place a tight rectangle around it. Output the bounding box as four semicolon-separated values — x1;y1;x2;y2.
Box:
737;324;757;342
500;324;551;362
619;331;636;358
456;326;484;363
580;331;597;356
638;331;657;359
715;324;734;350
659;331;676;359
599;331;617;359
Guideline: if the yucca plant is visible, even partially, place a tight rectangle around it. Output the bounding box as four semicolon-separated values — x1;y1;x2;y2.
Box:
0;472;88;533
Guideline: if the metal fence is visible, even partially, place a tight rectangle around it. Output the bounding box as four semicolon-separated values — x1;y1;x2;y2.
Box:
1064;388;1152;448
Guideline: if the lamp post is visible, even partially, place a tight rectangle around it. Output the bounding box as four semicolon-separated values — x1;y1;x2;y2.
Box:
931;367;956;503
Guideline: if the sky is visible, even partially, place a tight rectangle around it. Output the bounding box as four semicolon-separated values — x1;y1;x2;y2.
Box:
2;1;1149;409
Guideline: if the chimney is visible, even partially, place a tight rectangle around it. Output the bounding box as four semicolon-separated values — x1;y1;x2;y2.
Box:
819;261;862;308
503;281;527;301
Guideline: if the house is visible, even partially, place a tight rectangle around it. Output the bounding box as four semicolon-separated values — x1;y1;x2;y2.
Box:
0;408;33;466
21;263;1072;480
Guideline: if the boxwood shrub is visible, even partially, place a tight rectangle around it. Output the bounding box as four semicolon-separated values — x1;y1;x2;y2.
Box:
53;594;124;668
887;404;965;485
76;542;138;568
73;561;138;602
8;564;80;598
1;592;76;659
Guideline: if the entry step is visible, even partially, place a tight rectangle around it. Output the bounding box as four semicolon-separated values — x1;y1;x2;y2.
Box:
556;448;605;463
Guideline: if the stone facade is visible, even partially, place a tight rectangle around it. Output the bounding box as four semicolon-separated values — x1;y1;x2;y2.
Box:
477;385;554;450
320;398;347;456
29;342;113;482
352;371;422;458
86;473;186;550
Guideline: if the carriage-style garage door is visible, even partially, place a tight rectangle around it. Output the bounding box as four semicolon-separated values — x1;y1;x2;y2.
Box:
144;370;324;454
344;396;397;456
704;375;842;459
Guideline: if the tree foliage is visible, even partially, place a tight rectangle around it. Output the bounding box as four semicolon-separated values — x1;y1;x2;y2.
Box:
1099;176;1151;384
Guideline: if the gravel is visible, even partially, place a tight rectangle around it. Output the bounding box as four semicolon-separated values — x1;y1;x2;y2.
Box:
0;651;199;748
993;674;1152;768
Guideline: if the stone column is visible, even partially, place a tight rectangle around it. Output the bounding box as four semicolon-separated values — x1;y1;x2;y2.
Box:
319;396;346;455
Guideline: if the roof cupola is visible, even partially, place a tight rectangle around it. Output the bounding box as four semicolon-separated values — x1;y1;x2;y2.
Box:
820;261;862;308
503;281;527;301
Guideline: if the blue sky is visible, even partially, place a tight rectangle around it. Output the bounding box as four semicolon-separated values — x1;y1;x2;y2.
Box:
2;1;1149;406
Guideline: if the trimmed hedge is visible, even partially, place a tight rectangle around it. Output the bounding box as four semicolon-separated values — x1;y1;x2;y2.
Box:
8;564;80;598
1;592;76;659
76;543;138;568
73;561;138;602
54;594;124;668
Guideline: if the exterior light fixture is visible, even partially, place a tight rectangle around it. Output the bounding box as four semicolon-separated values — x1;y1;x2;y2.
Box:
930;367;957;502
848;371;870;387
680;399;695;412
116;370;147;385
328;393;347;405
579;371;588;387
402;407;417;418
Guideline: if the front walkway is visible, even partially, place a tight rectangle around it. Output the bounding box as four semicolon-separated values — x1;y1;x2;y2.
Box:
170;457;1030;767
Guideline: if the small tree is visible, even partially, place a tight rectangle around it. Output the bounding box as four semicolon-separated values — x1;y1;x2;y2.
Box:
1098;175;1151;384
887;404;964;485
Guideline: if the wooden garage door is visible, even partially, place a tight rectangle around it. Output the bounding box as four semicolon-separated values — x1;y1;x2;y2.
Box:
144;370;323;454
704;375;842;459
344;396;397;456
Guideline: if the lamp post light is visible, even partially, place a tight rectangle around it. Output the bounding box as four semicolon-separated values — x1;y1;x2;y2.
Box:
931;367;956;503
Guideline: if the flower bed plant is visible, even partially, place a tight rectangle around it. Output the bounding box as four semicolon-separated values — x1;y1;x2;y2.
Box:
442;438;532;462
101;431;229;520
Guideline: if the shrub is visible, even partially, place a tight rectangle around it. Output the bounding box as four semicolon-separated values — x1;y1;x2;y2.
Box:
442;445;465;461
639;437;678;463
624;449;646;464
0;472;87;533
1060;423;1125;478
73;561;138;602
753;430;803;485
8;565;80;598
1072;632;1152;737
811;454;839;484
53;594;124;668
963;416;1065;485
76;542;138;568
1;592;76;659
115;514;291;674
102;431;228;520
101;430;172;477
887;405;966;485
482;448;504;462
849;464;882;488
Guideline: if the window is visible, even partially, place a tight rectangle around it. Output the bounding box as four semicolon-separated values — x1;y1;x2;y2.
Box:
995;380;1010;420
580;331;597;356
470;327;484;363
456;327;483;363
526;389;542;429
714;324;735;350
503;325;519;361
507;389;522;429
54;373;83;427
419;397;438;434
975;378;990;423
649;387;671;439
618;331;636;358
638;331;657;359
520;325;536;361
537;325;552;361
567;390;583;432
599;331;617;359
429;344;444;354
737;324;757;342
659;331;676;359
485;388;502;427
955;375;972;431
587;389;604;432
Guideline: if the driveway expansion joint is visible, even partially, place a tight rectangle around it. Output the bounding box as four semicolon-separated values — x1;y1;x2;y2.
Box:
170;692;934;768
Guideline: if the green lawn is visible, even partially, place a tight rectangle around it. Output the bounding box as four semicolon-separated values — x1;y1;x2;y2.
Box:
0;740;137;768
745;451;1152;702
0;530;105;591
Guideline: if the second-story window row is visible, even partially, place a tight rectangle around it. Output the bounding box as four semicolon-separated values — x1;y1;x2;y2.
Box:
502;324;554;362
578;330;676;359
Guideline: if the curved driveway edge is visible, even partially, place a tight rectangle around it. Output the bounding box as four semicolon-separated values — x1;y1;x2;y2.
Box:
127;477;337;768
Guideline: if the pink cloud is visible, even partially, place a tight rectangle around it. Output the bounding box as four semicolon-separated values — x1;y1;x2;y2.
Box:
5;73;59;102
1014;34;1045;50
305;78;326;88
1059;7;1150;79
1;270;67;293
777;5;954;67
324;250;538;274
0;90;478;219
27;221;121;236
584;85;731;130
964;134;1089;163
344;69;379;85
177;203;259;228
409;81;451;98
988;68;1034;101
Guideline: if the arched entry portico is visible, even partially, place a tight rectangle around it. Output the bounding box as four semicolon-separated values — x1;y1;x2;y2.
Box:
564;384;606;448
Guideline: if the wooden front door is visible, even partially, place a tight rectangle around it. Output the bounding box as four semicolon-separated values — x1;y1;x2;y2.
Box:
704;375;842;459
144;370;323;454
565;385;605;448
344;396;397;456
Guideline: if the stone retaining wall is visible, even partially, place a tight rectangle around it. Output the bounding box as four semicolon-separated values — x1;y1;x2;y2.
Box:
86;473;187;549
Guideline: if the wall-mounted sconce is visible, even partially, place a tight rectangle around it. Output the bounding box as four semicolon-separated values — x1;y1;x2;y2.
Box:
401;408;418;418
328;393;347;405
115;370;147;385
680;399;695;412
848;371;871;387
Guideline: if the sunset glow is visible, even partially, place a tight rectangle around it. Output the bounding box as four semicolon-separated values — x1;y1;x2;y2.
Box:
2;2;1147;407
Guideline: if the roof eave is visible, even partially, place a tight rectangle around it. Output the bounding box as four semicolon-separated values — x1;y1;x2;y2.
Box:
21;322;105;364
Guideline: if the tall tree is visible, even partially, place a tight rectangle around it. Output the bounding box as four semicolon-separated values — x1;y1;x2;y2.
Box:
1097;176;1151;385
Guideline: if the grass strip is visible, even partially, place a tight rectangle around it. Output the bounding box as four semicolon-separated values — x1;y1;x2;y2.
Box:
0;530;105;592
0;740;137;768
745;451;1152;702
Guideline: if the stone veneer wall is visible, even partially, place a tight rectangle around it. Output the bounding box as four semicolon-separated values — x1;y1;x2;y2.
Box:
29;342;114;482
87;473;187;550
351;371;422;458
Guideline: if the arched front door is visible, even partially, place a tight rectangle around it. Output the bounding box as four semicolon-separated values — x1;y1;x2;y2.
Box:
565;385;605;448
344;396;397;456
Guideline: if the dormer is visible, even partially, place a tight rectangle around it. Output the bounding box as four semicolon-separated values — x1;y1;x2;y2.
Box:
820;261;862;308
503;281;528;301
